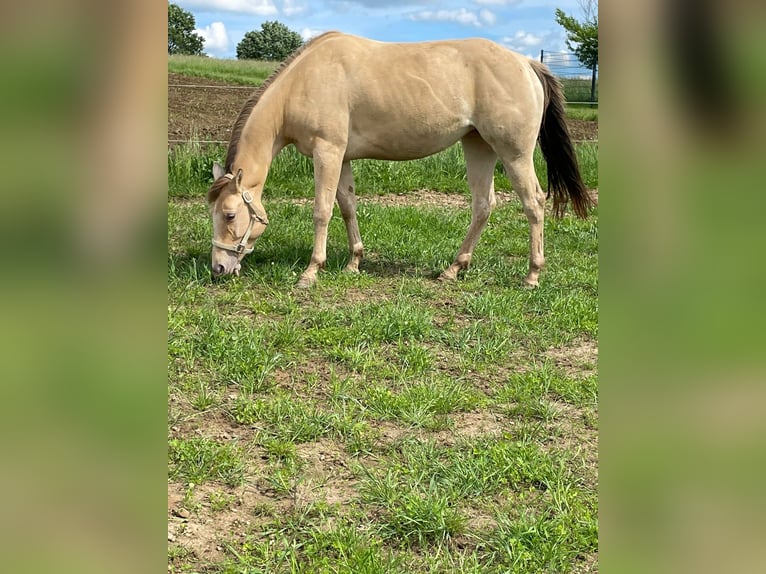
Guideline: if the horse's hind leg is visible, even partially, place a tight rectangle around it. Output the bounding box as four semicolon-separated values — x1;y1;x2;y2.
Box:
503;156;546;287
440;131;497;281
335;161;364;273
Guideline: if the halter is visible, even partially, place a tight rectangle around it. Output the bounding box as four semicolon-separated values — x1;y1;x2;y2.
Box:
211;173;269;256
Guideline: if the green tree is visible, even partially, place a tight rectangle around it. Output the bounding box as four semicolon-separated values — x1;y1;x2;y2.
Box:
555;0;598;69
236;21;303;61
168;3;204;56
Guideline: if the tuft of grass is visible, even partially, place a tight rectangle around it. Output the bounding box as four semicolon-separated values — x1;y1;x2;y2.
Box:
189;379;220;412
307;298;436;348
364;377;484;428
478;506;598;573
208;490;238;512
168;438;247;487
225;516;405;574
379;488;467;546
232;394;334;444
263;438;298;463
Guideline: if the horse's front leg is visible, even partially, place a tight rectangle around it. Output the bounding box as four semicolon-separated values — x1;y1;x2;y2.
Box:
296;143;345;289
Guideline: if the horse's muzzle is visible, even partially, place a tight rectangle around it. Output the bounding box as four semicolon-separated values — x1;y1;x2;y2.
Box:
211;260;241;277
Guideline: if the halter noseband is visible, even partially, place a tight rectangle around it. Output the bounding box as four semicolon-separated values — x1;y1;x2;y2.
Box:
211;173;269;256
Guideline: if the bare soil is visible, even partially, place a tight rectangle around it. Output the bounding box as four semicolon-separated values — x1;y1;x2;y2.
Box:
168;73;599;143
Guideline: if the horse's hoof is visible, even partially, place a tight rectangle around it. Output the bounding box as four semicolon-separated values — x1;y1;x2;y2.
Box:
438;271;457;282
522;278;539;289
295;277;315;289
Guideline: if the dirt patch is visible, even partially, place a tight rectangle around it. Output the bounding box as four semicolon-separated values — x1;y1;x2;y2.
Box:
168;481;278;567
567;119;599;142
371;410;508;449
541;401;599;491
294;439;358;507
168;73;252;143
431;411;507;446
169;408;252;444
275;189;518;210
545;337;598;378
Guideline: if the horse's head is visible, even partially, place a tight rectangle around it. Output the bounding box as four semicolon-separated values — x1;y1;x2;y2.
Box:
207;162;269;277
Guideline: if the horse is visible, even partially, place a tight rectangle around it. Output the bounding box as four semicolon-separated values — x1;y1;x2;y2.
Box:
206;31;593;288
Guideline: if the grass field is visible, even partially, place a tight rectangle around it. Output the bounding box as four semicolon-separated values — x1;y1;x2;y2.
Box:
169;54;277;85
559;78;598;105
563;104;599;122
168;55;598;573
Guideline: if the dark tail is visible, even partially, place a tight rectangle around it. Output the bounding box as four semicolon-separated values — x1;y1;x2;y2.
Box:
529;60;594;219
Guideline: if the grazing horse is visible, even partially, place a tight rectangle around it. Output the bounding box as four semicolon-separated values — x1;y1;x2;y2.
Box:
207;31;593;288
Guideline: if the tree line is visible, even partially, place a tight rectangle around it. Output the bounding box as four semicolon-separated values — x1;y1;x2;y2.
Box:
167;3;303;61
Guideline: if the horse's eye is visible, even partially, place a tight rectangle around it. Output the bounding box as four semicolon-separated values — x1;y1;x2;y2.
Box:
224;213;236;222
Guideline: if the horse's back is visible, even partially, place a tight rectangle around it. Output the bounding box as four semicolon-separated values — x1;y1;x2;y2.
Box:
282;33;543;160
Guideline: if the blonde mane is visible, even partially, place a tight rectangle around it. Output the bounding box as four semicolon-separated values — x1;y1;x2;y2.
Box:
224;31;340;171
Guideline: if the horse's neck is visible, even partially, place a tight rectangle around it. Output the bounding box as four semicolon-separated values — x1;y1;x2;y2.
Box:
231;100;286;193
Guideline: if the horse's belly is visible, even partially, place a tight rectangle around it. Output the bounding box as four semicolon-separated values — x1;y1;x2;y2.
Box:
345;123;471;161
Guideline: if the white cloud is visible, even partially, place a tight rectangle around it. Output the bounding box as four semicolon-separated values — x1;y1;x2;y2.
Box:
282;0;306;17
499;30;547;57
409;8;495;27
479;9;496;26
513;30;543;47
300;27;324;41
195;22;230;55
179;0;277;16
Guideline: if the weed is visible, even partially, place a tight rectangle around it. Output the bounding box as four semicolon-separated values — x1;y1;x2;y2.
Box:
208;490;238;512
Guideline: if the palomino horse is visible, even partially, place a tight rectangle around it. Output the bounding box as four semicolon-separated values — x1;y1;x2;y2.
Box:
207;31;593;288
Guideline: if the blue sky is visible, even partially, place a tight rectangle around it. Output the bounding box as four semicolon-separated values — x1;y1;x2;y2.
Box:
175;0;589;63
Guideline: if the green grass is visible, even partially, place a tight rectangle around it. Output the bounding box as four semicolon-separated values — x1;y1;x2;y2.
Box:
168;125;598;572
168;54;276;85
566;104;599;122
168;438;247;487
560;77;598;103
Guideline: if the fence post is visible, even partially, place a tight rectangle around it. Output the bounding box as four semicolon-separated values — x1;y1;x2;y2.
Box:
540;49;544;63
590;63;597;102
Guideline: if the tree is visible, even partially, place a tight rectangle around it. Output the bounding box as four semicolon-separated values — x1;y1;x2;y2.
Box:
168;3;204;56
236;21;303;61
555;0;598;70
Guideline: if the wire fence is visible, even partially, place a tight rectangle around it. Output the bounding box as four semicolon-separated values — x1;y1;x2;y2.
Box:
540;51;598;104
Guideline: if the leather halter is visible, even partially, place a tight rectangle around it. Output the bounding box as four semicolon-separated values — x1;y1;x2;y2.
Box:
211;173;269;256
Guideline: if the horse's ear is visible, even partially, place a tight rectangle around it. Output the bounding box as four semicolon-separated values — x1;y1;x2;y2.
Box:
206;182;222;204
212;162;225;180
235;168;244;188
